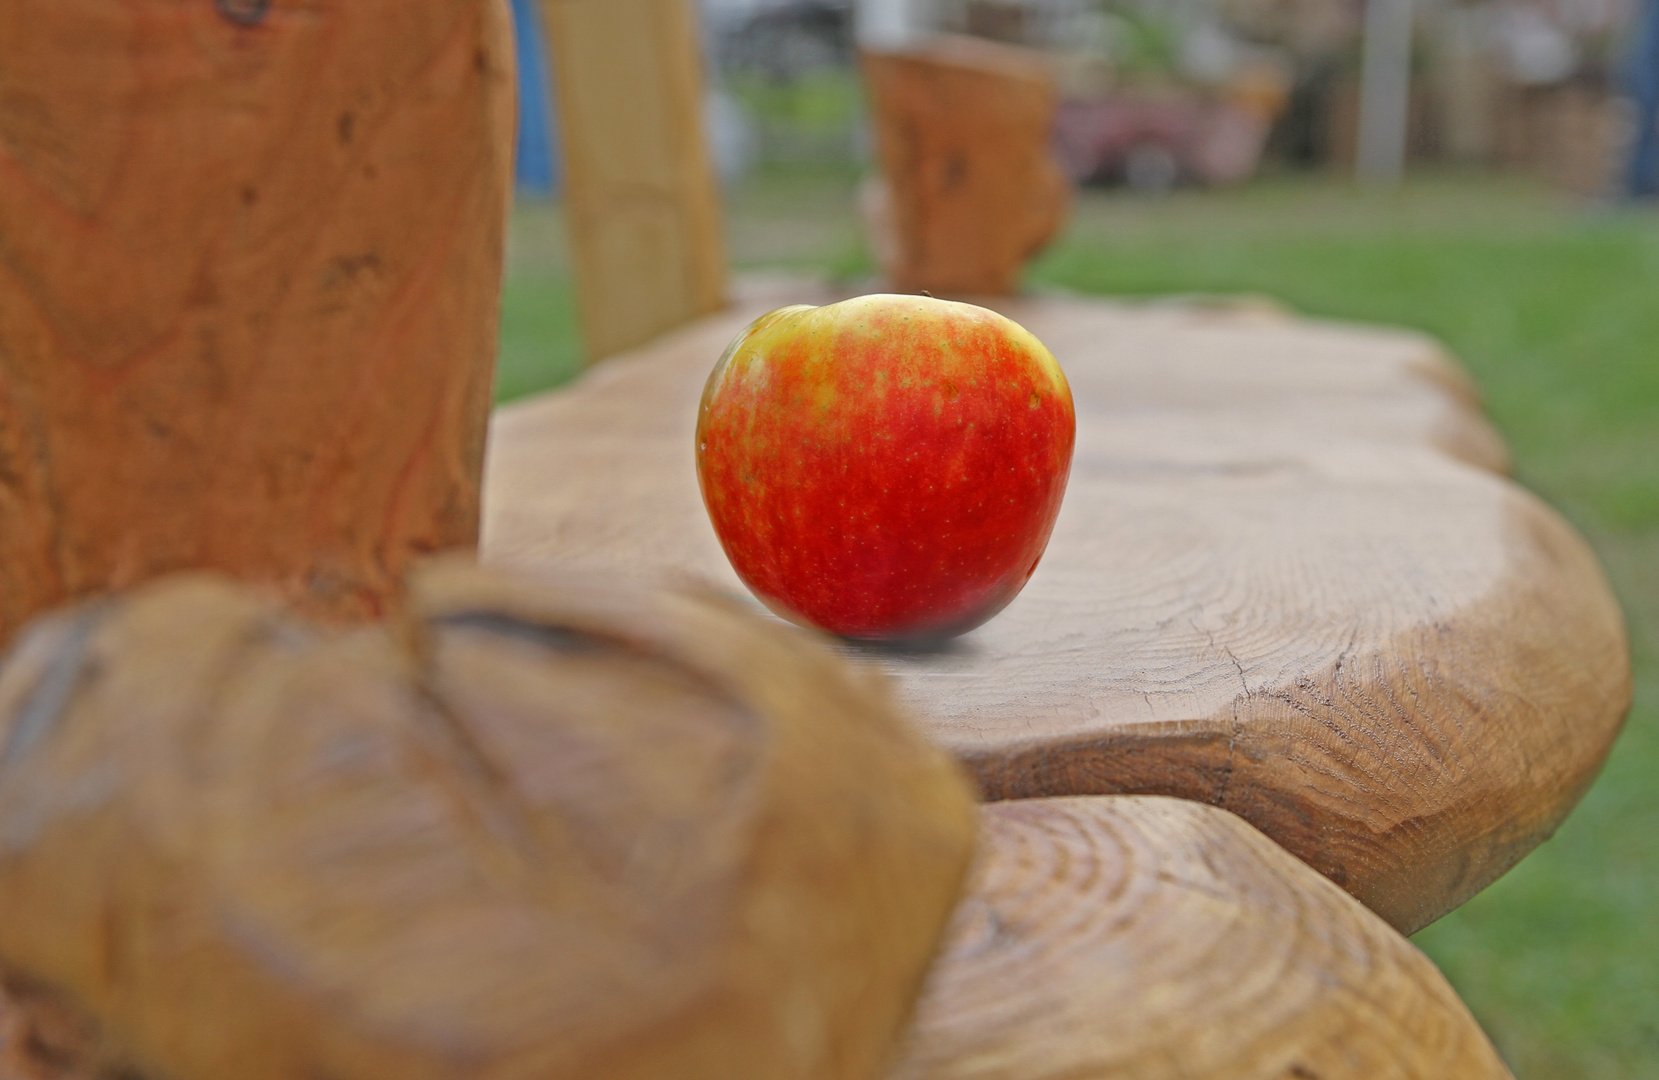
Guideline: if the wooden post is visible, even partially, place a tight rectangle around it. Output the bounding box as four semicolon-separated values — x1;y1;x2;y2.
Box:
540;0;728;362
863;36;1070;296
0;0;517;641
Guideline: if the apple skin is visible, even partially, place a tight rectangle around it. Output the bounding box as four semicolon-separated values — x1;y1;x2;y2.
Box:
695;294;1075;642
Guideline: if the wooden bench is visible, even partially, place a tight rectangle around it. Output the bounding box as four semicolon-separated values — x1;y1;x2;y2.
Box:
482;287;1629;935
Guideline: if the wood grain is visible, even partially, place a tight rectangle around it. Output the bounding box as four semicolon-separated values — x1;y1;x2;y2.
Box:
862;36;1070;295
482;292;1631;932
0;0;516;640
541;0;728;362
890;796;1514;1080
0;561;977;1080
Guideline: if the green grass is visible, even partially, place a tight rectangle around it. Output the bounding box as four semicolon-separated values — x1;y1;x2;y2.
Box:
497;170;1659;1077
495;270;581;402
495;198;582;403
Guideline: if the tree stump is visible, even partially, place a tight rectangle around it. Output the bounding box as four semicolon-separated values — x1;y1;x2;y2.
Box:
0;0;516;641
481;292;1630;933
0;562;977;1080
862;36;1071;296
890;796;1514;1080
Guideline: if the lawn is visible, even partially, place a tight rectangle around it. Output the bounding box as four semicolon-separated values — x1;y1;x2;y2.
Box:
495;198;582;401
496;169;1659;1079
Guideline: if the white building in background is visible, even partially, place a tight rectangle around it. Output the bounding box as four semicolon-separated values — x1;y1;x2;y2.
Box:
700;0;772;19
703;0;1109;54
701;0;928;48
855;0;934;46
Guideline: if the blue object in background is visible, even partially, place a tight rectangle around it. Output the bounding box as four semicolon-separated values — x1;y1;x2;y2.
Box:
1629;0;1659;197
510;0;559;196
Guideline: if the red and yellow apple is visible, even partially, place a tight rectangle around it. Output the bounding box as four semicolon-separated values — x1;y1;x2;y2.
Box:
695;294;1075;641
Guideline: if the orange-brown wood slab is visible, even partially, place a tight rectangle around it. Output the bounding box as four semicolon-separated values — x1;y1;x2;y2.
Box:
481;292;1631;932
889;796;1514;1080
0;0;515;638
862;36;1070;295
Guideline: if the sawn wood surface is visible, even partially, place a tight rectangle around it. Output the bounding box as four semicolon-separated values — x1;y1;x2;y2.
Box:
889;796;1514;1080
483;292;1631;932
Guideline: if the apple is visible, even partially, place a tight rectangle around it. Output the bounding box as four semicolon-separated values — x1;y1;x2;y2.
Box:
695;294;1075;641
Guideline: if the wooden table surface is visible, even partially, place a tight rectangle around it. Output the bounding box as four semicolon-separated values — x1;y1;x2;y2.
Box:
481;289;1630;933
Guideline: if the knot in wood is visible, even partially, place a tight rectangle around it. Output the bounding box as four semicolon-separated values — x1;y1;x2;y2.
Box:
215;0;271;26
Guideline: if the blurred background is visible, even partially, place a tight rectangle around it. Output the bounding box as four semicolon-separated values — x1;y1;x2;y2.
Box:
501;0;1657;1075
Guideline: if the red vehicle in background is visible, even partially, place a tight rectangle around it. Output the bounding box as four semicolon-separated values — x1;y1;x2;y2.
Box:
1051;69;1289;190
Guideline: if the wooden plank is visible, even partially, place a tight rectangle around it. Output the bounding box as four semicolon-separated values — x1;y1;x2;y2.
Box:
540;0;727;362
480;291;1631;933
892;796;1514;1080
0;0;516;641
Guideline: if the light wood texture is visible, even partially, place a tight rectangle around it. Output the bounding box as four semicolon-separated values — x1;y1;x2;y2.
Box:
482;292;1631;932
0;561;977;1080
0;0;515;640
541;0;728;362
891;796;1514;1080
862;37;1070;295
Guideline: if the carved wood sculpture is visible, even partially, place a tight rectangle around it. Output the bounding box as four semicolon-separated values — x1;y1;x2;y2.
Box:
481;293;1631;933
539;0;728;362
0;561;978;1080
0;0;515;642
862;36;1071;295
890;796;1515;1080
